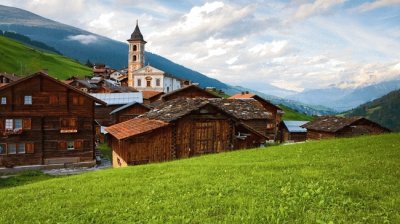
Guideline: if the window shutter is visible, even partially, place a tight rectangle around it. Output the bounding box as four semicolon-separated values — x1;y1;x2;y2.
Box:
74;140;84;150
23;118;31;130
26;143;35;154
69;118;77;129
79;96;85;105
0;118;3;131
72;96;79;105
58;141;67;150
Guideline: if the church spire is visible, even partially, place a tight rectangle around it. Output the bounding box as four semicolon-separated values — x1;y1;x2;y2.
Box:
128;20;146;43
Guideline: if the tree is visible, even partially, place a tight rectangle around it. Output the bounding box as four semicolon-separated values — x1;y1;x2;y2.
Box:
85;59;93;68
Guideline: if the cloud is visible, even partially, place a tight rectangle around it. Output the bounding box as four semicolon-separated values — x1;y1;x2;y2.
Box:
356;0;400;12
67;34;98;44
292;0;346;20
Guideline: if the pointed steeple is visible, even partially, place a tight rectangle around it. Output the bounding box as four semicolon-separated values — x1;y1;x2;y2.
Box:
128;20;146;43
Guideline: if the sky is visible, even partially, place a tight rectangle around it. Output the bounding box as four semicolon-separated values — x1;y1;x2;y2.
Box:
0;0;400;93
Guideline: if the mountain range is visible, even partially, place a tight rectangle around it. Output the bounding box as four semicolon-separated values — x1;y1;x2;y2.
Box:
1;4;398;116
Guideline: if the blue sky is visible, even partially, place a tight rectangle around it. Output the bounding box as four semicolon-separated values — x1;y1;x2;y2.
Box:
1;0;399;93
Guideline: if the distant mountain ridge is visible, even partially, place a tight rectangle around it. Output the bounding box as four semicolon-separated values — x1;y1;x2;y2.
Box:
0;4;337;115
344;89;400;132
286;79;400;112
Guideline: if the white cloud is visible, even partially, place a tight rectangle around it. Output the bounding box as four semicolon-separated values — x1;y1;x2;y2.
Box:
356;0;400;12
67;34;98;44
293;0;346;20
249;40;289;56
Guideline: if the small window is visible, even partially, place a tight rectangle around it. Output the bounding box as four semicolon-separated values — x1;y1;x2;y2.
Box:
8;144;16;154
60;118;77;133
133;55;137;62
156;78;161;87
133;45;137;51
18;144;25;154
167;87;170;93
15;119;22;129
0;144;5;154
137;79;142;87
24;96;32;105
5;119;13;130
146;80;151;87
1;97;6;104
67;141;74;150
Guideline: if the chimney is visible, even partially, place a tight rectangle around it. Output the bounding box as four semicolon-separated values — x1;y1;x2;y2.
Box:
245;91;249;94
241;91;245;95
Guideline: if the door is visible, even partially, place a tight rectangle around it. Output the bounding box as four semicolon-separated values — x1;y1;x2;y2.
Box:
192;121;216;155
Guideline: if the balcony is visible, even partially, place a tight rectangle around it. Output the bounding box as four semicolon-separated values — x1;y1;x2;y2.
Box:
3;128;23;136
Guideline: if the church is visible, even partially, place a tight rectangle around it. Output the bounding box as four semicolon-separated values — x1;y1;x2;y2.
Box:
127;21;189;93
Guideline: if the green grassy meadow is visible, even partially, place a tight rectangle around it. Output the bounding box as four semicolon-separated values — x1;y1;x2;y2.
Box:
0;36;91;79
0;134;399;223
280;104;314;121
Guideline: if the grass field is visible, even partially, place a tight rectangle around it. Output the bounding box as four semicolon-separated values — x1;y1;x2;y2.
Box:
0;36;91;79
0;134;399;223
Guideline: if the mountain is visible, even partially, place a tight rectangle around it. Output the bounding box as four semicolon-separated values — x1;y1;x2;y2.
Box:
0;4;335;115
0;35;91;79
286;79;400;112
344;89;400;132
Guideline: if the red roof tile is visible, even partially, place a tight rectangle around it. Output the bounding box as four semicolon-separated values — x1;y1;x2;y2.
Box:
105;118;170;140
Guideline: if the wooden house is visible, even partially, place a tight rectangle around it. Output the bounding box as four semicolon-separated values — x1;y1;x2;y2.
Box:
106;98;270;167
279;121;308;143
67;79;98;93
161;85;220;101
301;116;390;140
0;73;21;85
110;102;150;123
0;72;106;168
228;92;283;141
142;90;164;105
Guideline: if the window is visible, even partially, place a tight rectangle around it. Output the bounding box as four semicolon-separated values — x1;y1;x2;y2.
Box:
133;45;137;51
24;96;32;105
72;96;85;105
5;119;13;130
49;95;58;104
1;97;6;104
137;79;142;87
0;144;5;155
15;119;22;129
67;141;74;150
133;55;137;62
18;144;25;154
8;144;16;154
146;80;151;87
156;78;161;87
60;118;78;133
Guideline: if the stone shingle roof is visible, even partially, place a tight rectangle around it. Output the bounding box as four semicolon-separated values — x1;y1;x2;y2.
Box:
301;116;362;133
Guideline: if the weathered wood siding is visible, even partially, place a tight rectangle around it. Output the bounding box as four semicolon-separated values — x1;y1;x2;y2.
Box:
242;119;272;139
162;87;218;101
0;75;96;167
306;130;336;140
112;126;173;168
115;104;150;123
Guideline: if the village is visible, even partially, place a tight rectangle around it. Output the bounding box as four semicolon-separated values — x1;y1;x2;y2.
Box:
0;22;391;171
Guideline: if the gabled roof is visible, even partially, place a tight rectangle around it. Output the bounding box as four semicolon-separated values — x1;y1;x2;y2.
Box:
282;121;308;133
0;72;106;105
228;92;282;110
142;90;164;100
301;116;364;133
90;92;143;105
128;21;146;43
106;118;169;140
142;98;271;122
0;73;22;82
110;102;150;115
236;122;267;140
161;85;220;101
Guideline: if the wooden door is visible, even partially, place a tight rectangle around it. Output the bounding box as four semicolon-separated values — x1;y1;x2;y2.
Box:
192;121;216;155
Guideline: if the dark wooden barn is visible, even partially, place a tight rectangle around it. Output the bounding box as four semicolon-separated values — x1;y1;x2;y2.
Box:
142;90;164;105
110;102;150;123
279;120;308;143
0;72;106;168
301;116;390;140
106;98;269;167
229;92;284;141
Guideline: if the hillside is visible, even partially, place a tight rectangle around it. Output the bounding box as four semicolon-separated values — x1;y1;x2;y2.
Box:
0;36;91;79
344;89;400;131
280;104;314;121
1;134;399;223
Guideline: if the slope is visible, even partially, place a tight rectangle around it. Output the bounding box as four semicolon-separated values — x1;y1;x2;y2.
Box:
280;104;314;121
0;134;399;223
0;36;91;79
344;89;400;131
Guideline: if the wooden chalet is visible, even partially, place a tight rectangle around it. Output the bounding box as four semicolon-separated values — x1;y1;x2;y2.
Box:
228;92;283;140
301;116;390;140
66;79;98;93
0;73;21;85
279;120;308;143
110;102;150;123
160;85;221;101
106;98;270;167
0;72;106;168
142;90;164;105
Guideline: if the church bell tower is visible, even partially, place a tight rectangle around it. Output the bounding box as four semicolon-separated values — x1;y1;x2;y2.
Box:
127;20;146;87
